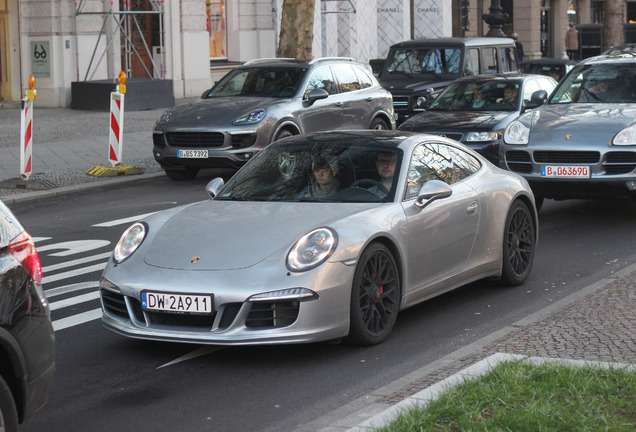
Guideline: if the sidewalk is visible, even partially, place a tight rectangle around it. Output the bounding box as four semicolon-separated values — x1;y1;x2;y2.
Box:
1;101;634;431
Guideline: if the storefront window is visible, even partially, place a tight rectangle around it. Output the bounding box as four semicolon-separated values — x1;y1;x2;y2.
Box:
207;0;226;59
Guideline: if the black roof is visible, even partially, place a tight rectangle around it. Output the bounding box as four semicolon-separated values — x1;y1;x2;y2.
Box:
389;37;515;50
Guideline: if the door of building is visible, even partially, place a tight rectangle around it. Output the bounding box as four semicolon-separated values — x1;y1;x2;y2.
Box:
540;0;553;58
121;0;154;78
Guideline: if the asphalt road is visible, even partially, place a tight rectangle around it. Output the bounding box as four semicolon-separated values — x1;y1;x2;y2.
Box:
9;174;636;432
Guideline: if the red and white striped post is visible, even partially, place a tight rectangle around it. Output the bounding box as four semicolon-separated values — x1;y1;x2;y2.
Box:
20;75;37;179
108;71;127;166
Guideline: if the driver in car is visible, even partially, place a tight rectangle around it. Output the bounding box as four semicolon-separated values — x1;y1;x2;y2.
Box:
368;152;397;197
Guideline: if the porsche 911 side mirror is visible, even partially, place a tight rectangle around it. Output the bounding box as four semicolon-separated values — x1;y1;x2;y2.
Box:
415;180;453;208
206;177;225;198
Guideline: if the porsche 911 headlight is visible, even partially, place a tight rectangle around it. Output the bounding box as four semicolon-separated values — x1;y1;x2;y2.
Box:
287;228;337;272
233;109;266;125
113;222;147;264
504;121;530;145
466;130;502;142
155;108;173;126
612;124;636;145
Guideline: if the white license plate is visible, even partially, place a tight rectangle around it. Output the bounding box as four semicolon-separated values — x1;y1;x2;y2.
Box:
141;291;213;314
177;149;208;158
541;165;590;178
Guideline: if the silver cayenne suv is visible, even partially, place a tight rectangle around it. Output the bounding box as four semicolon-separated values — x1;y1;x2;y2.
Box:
152;57;396;180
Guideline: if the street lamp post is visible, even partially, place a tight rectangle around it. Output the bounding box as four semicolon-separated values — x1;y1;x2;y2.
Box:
483;0;508;37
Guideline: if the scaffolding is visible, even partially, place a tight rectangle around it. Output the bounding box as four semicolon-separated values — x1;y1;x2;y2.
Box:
74;0;165;81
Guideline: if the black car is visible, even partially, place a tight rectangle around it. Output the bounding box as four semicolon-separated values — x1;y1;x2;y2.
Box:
379;37;520;125
398;74;557;165
0;200;54;431
520;58;577;81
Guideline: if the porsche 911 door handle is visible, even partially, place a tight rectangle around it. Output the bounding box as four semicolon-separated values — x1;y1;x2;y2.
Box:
466;201;478;214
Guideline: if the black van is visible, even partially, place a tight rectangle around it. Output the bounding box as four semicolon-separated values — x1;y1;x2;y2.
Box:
379;37;520;125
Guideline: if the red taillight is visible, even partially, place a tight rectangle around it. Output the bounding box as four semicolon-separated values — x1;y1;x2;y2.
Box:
8;230;43;286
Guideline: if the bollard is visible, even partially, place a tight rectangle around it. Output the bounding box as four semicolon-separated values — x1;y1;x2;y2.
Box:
20;75;37;179
108;71;127;166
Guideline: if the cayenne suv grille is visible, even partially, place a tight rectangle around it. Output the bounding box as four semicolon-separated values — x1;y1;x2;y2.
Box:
604;151;636;175
245;301;300;328
505;150;532;173
165;132;225;148
533;151;600;164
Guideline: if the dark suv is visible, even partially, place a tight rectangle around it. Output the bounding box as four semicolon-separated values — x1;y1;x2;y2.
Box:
153;57;396;180
379;37;520;125
0;199;54;431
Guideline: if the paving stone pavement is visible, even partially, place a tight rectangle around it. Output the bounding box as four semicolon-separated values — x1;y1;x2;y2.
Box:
1;100;634;431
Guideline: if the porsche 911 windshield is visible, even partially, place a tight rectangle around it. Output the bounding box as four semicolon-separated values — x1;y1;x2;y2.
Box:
217;140;403;203
549;64;636;104
207;67;305;98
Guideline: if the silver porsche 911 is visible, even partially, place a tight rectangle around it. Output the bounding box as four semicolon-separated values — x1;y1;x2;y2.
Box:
100;131;538;346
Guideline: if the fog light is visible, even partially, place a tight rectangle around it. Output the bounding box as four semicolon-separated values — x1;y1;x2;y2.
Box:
243;153;252;160
626;180;636;190
154;152;161;157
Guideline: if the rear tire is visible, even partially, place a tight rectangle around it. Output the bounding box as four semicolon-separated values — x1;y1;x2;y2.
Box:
0;376;19;432
499;200;536;286
370;117;389;130
164;168;199;181
347;243;400;345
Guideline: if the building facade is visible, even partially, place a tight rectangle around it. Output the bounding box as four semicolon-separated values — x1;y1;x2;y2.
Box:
1;0;632;108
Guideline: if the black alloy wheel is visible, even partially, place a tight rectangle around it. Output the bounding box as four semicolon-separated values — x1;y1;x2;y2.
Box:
500;200;536;286
370;117;389;130
274;129;294;141
348;243;400;345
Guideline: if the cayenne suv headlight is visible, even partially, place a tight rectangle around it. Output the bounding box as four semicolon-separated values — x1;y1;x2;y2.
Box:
113;222;147;263
233;109;266;125
504;121;530;145
287;228;337;272
612;124;636;145
155;108;173;126
466;130;502;142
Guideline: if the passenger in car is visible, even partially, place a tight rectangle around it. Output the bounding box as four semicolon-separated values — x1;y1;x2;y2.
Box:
300;157;340;198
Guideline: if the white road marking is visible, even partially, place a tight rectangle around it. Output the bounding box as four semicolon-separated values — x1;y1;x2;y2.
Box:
43;252;112;272
157;346;225;369
42;263;106;284
49;291;101;311
38;240;111;256
52;309;102;331
46;281;99;298
93;212;157;227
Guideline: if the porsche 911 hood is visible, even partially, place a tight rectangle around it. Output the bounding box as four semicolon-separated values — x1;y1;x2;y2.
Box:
143;201;376;270
530;104;636;144
166;97;282;126
400;110;514;132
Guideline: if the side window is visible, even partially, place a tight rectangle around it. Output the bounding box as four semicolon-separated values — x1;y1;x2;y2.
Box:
332;64;361;93
522;79;540;103
482;48;497;74
465;48;481;75
500;47;518;72
405;143;481;201
304;66;337;99
353;66;374;89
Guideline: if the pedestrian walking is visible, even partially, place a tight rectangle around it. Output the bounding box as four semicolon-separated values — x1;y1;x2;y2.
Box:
512;33;524;61
565;24;579;60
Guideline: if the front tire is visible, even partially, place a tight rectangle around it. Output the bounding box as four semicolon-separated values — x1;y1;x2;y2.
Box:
347;243;400;345
274;129;294;141
499;200;536;286
0;376;19;432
